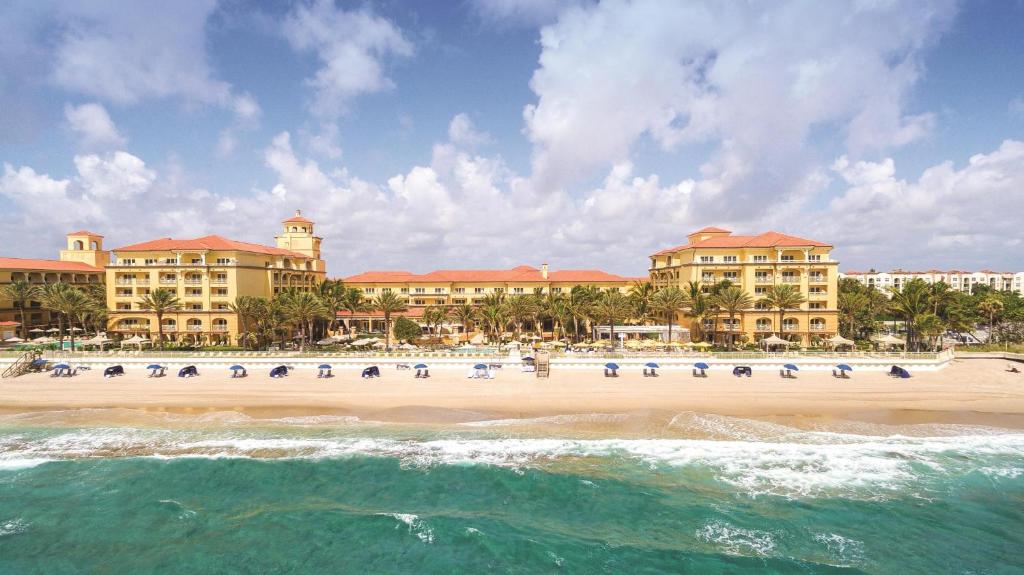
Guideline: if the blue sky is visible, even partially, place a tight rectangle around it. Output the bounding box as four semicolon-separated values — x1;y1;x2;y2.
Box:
1;0;1023;276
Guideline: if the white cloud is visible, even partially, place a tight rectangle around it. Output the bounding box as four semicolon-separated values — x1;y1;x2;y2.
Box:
64;102;125;148
524;0;956;200
471;0;582;28
73;151;155;200
448;113;491;148
48;1;256;122
283;0;413;119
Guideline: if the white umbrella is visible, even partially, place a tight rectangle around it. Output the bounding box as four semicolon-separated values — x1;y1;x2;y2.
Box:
761;335;792;348
4;336;25;343
46;328;60;333
399;343;418;350
32;336;54;344
469;333;485;345
873;334;905;346
69;327;83;332
826;334;855;347
29;328;45;334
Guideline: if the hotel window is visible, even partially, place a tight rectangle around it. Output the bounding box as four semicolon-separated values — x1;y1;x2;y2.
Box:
809;287;825;294
365;288;375;294
755;272;770;282
213;303;230;311
782;272;799;283
188;304;203;311
534;287;544;294
213;288;228;296
414;299;425;305
754;286;767;294
609;287;619;293
723;271;738;279
116;303;131;311
190;258;202;264
780;255;795;262
400;288;408;293
495;288;504;293
808;254;821;262
753;255;768;263
473;298;483;304
512;287;524;294
414;288;425;294
809;302;825;309
454;288;465;294
702;273;715;283
144;258;157;265
700;256;714;263
434;288;444;294
121;258;135;265
215;258;231;265
723;256;737;263
552;287;562;293
474;288;485;293
382;288;391;293
453;299;466;304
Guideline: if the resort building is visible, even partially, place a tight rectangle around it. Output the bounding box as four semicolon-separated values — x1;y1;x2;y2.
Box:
841;269;1024;296
105;211;326;345
340;265;644;334
0;232;108;339
649;227;840;346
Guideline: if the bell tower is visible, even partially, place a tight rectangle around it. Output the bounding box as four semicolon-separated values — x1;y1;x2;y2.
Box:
60;230;109;268
275;210;322;261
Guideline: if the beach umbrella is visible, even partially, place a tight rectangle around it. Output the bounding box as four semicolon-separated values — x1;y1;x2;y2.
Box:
229;365;245;371
414;363;428;369
4;336;24;343
694;362;709;370
783;363;800;371
318;364;332;370
146;364;163;370
645;362;659;368
53;363;70;370
29;328;44;333
69;327;83;332
836;364;853;372
31;358;46;366
46;327;60;333
551;341;567;347
761;335;791;347
316;338;337;345
873;334;905;346
473;363;488;370
604;362;619;370
521;356;534;361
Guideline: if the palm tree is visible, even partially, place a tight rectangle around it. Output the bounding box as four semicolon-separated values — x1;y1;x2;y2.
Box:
1;280;39;339
711;286;753;350
888;280;930;350
80;282;108;334
650;286;690;344
762;284;806;343
280;290;327;350
589;290;633;345
977;295;1004;344
138;288;181;349
229;295;262;349
504;294;539;340
373;291;407;350
476;293;507;342
565;286;600;342
837;290;868;340
916;313;946;351
316;280;346;337
340;287;369;335
628;281;655;324
928;281;956;317
39;282;76;349
448;303;477;342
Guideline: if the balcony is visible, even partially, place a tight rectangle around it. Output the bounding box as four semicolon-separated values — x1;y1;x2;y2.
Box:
161;326;177;333
114;279;134;285
808;276;828;284
114;292;133;298
136;278;151;286
183;279;203;285
159;279;177;285
210;278;228;285
808;292;828;300
754;277;772;284
212;325;229;332
780;277;801;284
809;325;827;332
186;325;203;332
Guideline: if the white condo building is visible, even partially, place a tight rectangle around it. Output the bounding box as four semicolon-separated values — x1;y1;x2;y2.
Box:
840;269;1024;295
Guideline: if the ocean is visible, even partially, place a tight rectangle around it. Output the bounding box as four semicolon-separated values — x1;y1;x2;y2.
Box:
1;411;1022;574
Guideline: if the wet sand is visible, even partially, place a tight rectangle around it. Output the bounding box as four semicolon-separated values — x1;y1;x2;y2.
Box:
1;359;1022;428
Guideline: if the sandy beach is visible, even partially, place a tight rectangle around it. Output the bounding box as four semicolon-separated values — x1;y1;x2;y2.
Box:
1;358;1022;427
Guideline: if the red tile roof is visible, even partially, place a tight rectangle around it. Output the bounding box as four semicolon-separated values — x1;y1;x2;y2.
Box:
113;235;310;258
691;226;731;234
0;257;102;272
654;231;830;255
66;230;104;237
283;211;313;224
343;265;636;284
0;321;20;326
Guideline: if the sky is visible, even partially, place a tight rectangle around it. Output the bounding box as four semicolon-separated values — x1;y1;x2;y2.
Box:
1;0;1023;277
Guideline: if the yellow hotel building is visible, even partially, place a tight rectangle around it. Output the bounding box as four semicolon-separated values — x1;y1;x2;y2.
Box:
0;232;108;339
105;211;325;344
341;265;645;333
649;227;839;346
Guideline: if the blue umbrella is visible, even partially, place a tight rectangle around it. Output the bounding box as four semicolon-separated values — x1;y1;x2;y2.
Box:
783;364;799;371
31;359;46;366
645;362;659;368
146;364;162;370
836;364;853;372
522;356;534;361
414;363;428;369
474;363;488;370
605;362;619;370
53;363;70;370
694;362;709;370
229;365;245;371
318;364;332;369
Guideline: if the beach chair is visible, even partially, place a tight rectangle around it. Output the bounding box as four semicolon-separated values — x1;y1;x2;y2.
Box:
642;368;650;377
832;369;840;378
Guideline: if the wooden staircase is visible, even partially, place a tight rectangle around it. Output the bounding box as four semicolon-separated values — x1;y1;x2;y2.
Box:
535;351;550;378
2;351;40;379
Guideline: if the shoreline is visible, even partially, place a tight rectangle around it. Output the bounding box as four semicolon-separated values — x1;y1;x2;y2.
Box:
1;358;1023;431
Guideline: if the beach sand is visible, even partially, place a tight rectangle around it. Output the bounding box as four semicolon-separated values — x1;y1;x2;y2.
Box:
1;358;1023;428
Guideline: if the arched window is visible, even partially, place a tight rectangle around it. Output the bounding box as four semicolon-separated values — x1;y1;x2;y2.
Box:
212;318;228;332
783;317;799;330
186;318;203;332
810;317;826;331
90;241;98;250
756;318;772;331
290;226;297;232
73;240;84;250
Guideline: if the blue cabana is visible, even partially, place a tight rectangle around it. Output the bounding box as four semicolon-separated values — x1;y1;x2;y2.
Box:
269;365;289;378
230;364;247;378
733;366;752;377
604;362;619;378
318;364;333;378
178;365;198;378
643;362;659;377
104;365;125;378
889;365;911;379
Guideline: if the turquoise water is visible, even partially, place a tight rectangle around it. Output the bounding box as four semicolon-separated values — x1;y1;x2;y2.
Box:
1;414;1023;573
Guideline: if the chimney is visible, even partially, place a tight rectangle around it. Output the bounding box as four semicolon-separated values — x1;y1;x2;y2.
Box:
541;263;549;279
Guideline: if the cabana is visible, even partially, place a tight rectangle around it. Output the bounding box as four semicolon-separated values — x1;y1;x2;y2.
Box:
833;364;853;378
643;362;659;377
147;364;167;378
732;366;752;377
361;365;381;378
520;356;536;373
414;363;430;378
81;334;114;350
120;335;151;349
104;365;125;378
826;334;856;350
693;362;709;378
467;363;491;379
604;362;619;378
178;365;199;378
780;363;799;378
889;365;911;379
761;335;792;351
318;364;333;378
4;336;25;344
874;334;906;349
230;365;248;378
269;365;289;378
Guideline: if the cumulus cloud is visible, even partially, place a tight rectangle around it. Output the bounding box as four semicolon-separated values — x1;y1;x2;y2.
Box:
524;0;956;207
47;1;256;122
283;0;412;119
448;113;492;148
64;102;125;148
